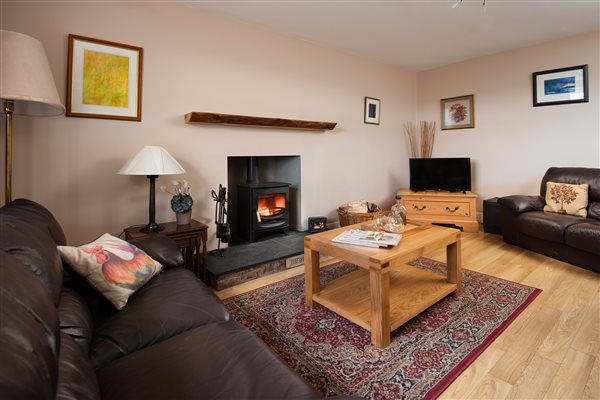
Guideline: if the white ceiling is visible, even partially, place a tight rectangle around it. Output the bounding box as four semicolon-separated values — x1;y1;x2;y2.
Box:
182;0;600;71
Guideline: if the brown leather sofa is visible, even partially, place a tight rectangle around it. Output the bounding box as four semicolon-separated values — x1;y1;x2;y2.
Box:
0;199;330;399
498;167;600;273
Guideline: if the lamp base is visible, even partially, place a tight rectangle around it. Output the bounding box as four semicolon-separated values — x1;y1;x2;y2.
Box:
140;222;164;233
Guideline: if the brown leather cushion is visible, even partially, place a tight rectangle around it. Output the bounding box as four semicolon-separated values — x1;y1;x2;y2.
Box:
89;268;230;368
58;286;94;352
56;333;101;400
516;211;583;244
97;321;322;400
129;235;184;269
565;222;600;256
1;199;66;245
0;251;59;400
588;201;600;221
0;211;63;305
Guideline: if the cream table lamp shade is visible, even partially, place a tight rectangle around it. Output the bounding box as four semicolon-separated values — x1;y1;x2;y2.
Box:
117;146;186;176
118;146;186;232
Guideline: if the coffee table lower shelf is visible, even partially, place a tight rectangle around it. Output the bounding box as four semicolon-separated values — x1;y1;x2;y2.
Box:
312;264;458;333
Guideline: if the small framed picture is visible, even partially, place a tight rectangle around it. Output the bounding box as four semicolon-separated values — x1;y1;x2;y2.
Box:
532;65;588;107
441;94;474;130
67;34;143;121
364;97;380;125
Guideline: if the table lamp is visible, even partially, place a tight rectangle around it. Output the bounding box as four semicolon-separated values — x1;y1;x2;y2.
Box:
118;146;186;232
1;30;65;204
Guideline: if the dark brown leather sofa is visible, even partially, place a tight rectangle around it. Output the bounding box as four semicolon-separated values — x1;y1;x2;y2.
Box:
498;167;600;273
0;199;330;399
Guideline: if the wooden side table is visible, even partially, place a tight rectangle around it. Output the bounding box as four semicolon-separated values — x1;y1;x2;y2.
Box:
124;220;208;281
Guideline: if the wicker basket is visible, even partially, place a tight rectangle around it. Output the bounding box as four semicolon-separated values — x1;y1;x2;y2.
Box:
337;203;383;227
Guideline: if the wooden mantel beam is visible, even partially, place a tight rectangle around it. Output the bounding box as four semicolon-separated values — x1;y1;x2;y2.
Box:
184;112;337;131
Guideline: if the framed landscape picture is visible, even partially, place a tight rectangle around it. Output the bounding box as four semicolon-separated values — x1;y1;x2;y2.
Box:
532;65;588;107
441;94;474;130
364;97;380;125
67;34;143;121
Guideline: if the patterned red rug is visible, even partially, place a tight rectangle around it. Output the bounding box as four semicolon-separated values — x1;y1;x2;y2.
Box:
224;258;541;399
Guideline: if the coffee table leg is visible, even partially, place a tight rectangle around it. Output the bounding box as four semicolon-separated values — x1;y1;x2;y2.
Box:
370;269;390;348
447;235;463;296
304;247;320;308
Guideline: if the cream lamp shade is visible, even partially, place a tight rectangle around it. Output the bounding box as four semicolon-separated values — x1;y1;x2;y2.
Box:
117;146;186;176
0;30;65;116
1;30;65;205
118;146;185;232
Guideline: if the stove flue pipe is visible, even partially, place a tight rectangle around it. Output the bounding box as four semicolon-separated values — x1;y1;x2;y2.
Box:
246;156;258;184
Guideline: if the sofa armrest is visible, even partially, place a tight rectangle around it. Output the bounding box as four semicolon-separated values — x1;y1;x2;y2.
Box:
129;236;184;269
498;195;545;213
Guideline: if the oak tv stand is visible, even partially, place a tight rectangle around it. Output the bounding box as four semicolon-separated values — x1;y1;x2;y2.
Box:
396;189;479;233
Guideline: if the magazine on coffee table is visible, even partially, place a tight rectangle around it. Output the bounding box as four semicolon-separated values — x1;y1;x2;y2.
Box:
332;229;402;248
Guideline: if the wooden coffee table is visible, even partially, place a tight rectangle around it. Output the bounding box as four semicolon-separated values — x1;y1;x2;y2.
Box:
304;221;462;348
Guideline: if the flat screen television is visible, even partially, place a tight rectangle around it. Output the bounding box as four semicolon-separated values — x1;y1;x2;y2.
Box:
409;158;471;192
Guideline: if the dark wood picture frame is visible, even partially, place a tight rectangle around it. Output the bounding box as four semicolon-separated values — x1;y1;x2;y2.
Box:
364;97;380;125
66;34;143;121
440;94;475;130
532;65;588;107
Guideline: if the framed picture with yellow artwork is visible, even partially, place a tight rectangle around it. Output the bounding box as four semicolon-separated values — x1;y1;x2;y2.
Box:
67;34;143;121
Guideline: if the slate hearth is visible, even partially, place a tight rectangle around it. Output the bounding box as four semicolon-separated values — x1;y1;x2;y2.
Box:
208;231;308;290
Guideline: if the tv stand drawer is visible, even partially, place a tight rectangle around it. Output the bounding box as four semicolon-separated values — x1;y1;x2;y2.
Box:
396;189;479;233
407;200;471;217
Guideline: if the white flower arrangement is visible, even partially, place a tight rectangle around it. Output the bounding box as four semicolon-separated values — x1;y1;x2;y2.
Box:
160;180;191;197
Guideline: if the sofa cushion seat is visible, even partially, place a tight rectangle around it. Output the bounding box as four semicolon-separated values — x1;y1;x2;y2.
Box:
58;286;94;352
97;321;322;400
565;221;600;256
56;333;101;400
516;211;585;244
89;268;230;368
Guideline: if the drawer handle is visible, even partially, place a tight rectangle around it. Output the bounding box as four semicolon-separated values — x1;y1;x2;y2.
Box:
446;206;460;213
412;204;427;211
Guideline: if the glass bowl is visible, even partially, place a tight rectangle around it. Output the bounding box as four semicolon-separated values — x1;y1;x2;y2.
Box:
373;211;405;233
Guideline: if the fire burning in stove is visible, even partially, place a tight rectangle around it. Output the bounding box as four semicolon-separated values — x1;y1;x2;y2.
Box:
257;193;286;217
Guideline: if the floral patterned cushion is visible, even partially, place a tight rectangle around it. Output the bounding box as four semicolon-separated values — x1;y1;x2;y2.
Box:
58;234;162;310
543;181;589;217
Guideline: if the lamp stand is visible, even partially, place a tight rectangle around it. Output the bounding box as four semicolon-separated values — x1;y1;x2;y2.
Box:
141;174;164;232
3;100;13;205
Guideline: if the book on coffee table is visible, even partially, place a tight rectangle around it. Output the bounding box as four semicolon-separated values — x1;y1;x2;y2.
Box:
332;229;402;248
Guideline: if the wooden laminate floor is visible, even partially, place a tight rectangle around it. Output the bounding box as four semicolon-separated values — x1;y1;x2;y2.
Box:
216;230;599;399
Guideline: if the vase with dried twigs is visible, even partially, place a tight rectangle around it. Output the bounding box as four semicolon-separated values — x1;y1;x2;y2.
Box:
419;121;436;158
404;122;419;158
403;120;436;158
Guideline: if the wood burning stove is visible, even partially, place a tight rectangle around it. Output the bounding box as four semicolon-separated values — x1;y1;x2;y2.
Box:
237;157;291;242
238;182;290;242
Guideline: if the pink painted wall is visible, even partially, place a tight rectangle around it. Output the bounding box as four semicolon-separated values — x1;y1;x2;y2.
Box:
2;1;598;245
2;2;416;245
417;31;599;214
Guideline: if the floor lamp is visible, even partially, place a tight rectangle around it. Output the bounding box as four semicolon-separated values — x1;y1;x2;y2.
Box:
0;31;65;205
118;146;186;232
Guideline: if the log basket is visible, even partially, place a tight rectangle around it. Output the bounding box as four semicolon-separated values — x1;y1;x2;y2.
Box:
337;202;383;227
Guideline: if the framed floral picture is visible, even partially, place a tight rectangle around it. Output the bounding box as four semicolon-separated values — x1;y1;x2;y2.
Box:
364;97;380;125
67;34;143;121
441;95;474;130
532;65;588;107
